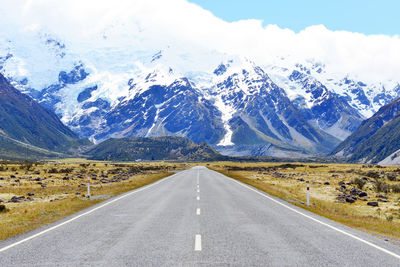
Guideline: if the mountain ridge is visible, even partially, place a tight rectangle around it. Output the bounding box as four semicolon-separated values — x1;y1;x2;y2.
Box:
332;97;400;163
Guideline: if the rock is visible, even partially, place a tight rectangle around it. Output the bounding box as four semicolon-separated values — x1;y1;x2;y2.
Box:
346;196;356;203
367;201;379;207
0;204;6;212
336;194;345;201
358;192;368;197
376;193;387;199
350;188;361;196
10;196;25;203
27;192;35;196
324;182;330;185
0;198;3;203
377;198;388;202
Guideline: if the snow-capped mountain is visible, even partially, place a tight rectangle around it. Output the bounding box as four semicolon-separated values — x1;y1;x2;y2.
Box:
1;0;399;157
1;37;399;157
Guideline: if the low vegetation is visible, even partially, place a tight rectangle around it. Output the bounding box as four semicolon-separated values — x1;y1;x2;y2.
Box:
208;162;400;240
86;136;227;161
0;159;185;240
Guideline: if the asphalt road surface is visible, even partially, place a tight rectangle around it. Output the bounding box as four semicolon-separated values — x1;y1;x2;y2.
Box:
1;166;400;266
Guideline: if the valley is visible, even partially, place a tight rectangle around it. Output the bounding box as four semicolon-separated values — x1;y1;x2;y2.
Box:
2;0;400;265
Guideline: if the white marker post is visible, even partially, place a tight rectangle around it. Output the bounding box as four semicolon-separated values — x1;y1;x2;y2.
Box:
87;177;91;199
306;183;310;206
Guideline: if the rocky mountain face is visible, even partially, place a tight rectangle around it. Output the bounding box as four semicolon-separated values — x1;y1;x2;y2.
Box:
332;97;400;163
0;73;82;151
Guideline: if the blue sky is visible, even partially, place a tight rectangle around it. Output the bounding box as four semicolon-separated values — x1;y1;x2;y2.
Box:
189;0;399;35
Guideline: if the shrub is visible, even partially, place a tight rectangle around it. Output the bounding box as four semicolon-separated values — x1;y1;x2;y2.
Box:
365;171;380;179
0;204;7;213
58;168;74;174
375;179;389;193
387;173;397;181
47;168;58;173
352;177;366;190
390;184;400;193
19;162;33;171
385;214;394;222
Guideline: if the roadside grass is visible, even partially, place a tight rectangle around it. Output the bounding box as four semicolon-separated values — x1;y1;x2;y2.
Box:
0;161;178;241
209;162;400;240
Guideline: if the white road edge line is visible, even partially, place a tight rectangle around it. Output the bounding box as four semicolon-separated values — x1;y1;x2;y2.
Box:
196;208;201;215
0;173;177;253
231;179;400;260
195;234;202;251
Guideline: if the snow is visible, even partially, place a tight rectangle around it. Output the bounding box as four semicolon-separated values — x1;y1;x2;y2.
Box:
379;149;400;165
213;95;235;146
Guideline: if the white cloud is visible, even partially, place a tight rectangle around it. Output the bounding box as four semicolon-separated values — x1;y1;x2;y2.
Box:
0;0;399;83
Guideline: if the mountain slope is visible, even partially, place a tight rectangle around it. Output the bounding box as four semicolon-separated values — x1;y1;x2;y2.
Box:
332;97;400;163
86;136;226;161
0;135;63;160
332;98;400;157
0;73;83;151
348;115;400;163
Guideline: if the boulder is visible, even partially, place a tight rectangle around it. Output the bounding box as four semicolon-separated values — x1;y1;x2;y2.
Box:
10;196;25;203
358;192;368;197
367;201;379;207
346;196;356;203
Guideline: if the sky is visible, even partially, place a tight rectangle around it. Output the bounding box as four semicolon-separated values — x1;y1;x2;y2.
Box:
0;0;399;85
189;0;400;36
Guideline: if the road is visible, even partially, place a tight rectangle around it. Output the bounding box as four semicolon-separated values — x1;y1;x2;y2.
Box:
1;166;400;266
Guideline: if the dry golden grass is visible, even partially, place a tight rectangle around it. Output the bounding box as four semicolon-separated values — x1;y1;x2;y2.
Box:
208;162;400;240
0;161;183;241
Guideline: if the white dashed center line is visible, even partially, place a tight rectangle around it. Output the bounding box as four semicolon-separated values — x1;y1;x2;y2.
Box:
197;196;200;201
196;208;200;215
195;234;202;251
